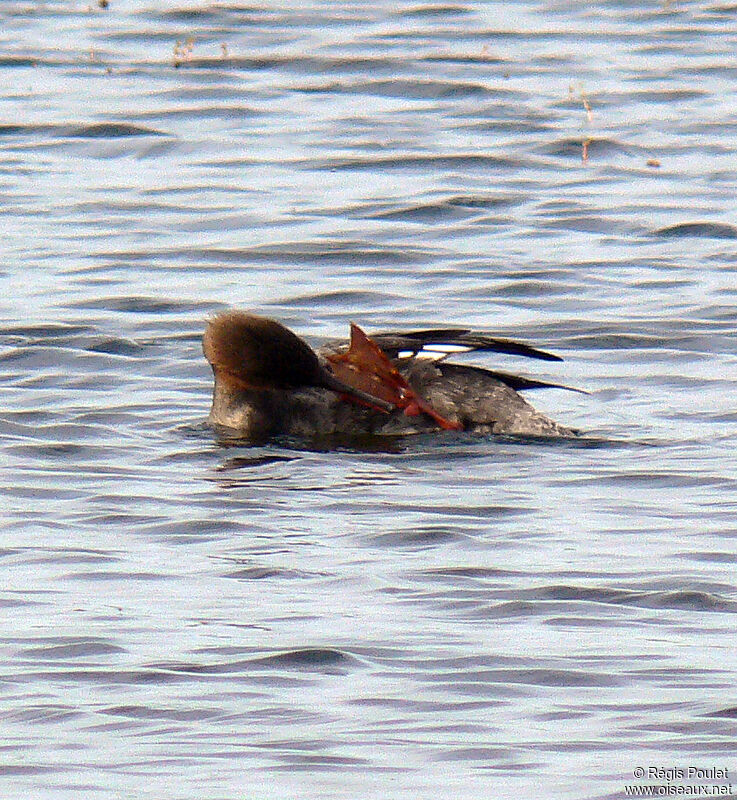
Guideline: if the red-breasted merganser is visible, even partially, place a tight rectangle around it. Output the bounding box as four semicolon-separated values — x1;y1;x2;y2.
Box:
203;311;578;439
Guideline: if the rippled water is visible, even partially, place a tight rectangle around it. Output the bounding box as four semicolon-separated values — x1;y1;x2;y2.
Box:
2;1;737;798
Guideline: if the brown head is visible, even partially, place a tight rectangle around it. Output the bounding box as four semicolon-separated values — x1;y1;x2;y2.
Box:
203;311;395;409
203;311;325;391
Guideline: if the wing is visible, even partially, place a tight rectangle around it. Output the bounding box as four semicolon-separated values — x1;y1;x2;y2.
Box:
436;362;586;394
370;328;563;363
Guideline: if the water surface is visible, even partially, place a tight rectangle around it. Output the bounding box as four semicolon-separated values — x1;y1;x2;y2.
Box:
2;1;737;798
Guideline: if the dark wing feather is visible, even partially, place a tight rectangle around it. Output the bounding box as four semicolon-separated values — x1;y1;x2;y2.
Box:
437;362;586;394
371;328;563;362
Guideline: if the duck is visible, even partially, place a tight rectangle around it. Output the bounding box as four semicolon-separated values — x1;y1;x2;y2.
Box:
202;310;578;439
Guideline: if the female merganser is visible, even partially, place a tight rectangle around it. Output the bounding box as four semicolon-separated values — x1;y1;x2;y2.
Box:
203;311;577;439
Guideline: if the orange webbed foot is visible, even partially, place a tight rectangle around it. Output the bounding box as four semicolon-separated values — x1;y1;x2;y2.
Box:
326;324;462;431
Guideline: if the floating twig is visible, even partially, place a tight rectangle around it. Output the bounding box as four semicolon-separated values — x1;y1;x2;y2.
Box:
173;37;195;68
